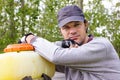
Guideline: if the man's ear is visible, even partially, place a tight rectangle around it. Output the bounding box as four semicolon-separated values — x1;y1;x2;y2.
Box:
84;19;89;33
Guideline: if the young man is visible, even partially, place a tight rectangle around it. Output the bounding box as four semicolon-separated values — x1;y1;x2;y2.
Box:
21;5;120;80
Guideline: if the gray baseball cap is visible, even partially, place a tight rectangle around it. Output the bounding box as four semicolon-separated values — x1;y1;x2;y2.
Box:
57;5;85;28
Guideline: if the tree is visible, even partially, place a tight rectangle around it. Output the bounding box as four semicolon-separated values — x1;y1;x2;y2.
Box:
0;0;18;52
0;0;75;52
83;0;120;55
0;0;120;56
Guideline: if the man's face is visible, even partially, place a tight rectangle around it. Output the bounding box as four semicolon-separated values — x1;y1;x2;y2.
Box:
60;21;88;44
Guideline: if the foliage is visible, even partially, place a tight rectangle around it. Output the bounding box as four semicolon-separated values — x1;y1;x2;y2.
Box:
0;0;120;55
0;0;75;53
84;0;120;55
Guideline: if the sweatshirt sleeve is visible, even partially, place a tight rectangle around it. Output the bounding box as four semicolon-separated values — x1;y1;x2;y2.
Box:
30;37;111;67
30;37;60;62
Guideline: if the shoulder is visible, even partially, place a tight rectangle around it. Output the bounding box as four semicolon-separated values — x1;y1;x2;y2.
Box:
91;37;117;53
88;37;114;51
93;37;109;42
91;37;111;45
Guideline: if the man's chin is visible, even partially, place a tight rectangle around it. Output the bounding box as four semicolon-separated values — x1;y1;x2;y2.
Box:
75;40;82;44
74;40;80;43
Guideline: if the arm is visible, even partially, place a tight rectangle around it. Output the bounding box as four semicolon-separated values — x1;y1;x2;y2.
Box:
26;35;120;74
26;36;107;66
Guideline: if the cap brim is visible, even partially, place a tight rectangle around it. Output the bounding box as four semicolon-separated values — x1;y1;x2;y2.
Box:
58;16;84;28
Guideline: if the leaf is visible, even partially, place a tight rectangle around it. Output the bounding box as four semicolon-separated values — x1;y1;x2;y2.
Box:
116;2;120;7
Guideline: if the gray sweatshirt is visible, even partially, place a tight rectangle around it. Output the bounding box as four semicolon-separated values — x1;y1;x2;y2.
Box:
30;37;120;80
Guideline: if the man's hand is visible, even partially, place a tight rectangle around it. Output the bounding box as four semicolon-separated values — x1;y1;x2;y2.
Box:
18;33;34;43
61;39;79;48
22;73;51;80
42;73;51;80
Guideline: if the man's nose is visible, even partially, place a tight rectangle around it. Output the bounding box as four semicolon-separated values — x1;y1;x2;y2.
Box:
69;27;77;34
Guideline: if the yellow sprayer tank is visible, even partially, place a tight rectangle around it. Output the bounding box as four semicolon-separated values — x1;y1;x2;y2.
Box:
0;43;55;80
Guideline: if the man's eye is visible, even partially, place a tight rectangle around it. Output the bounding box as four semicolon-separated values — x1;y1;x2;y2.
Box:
63;26;69;30
74;23;80;27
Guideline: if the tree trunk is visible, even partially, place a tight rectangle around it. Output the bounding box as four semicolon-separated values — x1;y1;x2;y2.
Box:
21;0;25;36
9;0;16;43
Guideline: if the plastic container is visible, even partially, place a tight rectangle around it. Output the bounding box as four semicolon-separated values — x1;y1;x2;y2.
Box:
0;43;55;80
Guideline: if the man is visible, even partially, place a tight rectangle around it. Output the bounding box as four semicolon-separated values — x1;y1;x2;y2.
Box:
20;5;120;80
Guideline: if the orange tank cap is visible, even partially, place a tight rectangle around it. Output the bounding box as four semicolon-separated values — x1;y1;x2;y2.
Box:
4;43;34;52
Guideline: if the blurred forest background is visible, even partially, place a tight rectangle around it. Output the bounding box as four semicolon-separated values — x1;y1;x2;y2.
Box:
0;0;120;56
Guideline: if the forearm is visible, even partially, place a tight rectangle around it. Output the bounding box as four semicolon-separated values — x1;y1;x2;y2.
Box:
29;37;59;62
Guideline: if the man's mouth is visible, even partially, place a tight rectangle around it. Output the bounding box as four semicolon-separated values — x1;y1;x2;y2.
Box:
70;38;77;41
70;35;79;40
